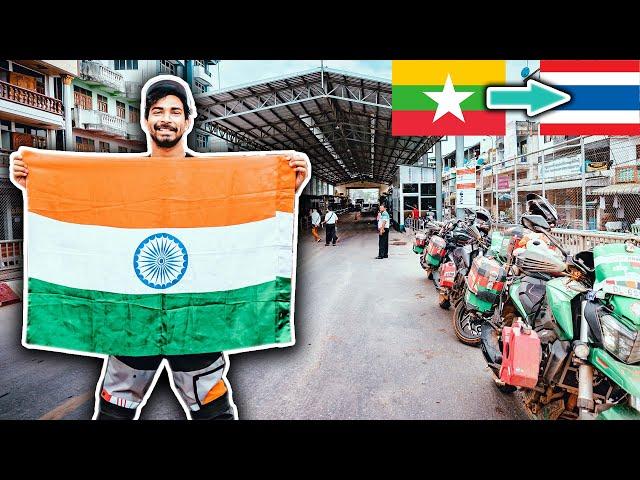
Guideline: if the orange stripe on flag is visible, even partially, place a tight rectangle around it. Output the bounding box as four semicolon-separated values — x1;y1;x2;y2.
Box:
203;380;228;405
23;150;295;228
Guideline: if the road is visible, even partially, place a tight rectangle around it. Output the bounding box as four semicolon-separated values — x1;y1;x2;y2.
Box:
0;213;526;419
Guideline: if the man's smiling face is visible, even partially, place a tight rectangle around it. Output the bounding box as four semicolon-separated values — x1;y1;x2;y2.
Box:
145;95;190;148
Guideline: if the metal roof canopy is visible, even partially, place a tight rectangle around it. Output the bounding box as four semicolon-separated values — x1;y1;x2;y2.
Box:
194;67;441;185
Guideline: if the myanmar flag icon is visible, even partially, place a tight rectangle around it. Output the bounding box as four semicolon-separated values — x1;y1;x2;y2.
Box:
392;60;506;136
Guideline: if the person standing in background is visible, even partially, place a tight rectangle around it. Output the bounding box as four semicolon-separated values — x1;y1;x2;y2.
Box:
376;204;390;259
310;208;321;242
322;205;338;246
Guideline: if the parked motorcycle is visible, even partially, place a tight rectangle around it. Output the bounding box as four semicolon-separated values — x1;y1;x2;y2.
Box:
423;208;492;309
452;227;517;346
480;194;640;419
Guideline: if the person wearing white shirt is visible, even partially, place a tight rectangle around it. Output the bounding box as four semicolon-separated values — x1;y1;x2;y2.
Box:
322;206;338;246
310;208;321;242
376;204;391;259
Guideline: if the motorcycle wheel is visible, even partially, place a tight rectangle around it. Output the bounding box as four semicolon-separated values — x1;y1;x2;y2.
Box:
452;300;482;346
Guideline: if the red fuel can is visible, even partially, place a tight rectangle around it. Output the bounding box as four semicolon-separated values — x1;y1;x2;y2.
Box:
499;320;541;389
439;261;456;289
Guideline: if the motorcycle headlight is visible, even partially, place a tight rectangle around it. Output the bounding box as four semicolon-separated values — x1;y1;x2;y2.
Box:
600;314;640;364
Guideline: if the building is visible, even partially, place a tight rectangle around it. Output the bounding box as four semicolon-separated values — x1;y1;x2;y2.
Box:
72;60;145;154
474;119;640;230
72;60;219;155
390;165;436;229
1;60;78;241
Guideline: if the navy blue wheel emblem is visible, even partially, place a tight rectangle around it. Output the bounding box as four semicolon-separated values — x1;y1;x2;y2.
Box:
133;233;188;289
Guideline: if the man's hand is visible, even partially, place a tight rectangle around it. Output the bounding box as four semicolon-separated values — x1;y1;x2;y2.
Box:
10;150;28;188
287;152;309;194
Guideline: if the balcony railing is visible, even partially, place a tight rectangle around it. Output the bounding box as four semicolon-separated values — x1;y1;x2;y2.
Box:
80;61;125;93
74;109;127;138
0;80;63;115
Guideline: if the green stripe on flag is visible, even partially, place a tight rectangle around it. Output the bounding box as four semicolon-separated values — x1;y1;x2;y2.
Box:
27;277;292;356
392;85;486;111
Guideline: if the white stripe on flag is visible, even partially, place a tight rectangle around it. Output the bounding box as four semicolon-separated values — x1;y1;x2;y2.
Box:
538;110;640;124
27;212;293;295
539;72;640;86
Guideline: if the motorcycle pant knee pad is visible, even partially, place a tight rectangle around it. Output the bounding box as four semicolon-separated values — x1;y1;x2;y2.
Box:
190;393;235;420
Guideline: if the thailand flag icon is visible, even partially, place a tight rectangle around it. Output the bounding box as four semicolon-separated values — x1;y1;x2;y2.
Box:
538;60;640;135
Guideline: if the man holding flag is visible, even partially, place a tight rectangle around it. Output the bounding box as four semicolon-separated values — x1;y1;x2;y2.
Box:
11;75;309;420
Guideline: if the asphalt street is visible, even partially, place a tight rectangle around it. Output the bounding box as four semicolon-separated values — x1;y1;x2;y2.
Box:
0;213;526;420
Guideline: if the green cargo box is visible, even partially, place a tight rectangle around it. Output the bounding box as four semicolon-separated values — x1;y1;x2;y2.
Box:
464;287;494;313
426;254;441;267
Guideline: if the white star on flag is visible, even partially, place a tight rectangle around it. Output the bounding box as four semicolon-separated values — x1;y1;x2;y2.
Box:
423;74;474;122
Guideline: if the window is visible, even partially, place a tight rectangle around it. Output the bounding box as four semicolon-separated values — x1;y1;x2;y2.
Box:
194;80;207;94
73;85;93;110
113;60;138;70
118;146;128;153
420;183;436;196
99;141;110;153
421;197;436;211
75;136;95;152
196;134;207;149
402;183;419;194
97;95;108;113
129;106;140;123
116;101;126;119
10;63;45;94
160;60;176;75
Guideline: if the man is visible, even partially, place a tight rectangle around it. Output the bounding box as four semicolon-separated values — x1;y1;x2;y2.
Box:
376;204;390;259
11;75;308;420
310;208;321;242
322;205;338;246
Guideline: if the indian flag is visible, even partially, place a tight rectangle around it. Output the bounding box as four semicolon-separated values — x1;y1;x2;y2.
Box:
392;60;506;135
20;148;304;357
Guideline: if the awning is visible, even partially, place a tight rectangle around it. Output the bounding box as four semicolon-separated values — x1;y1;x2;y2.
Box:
516;177;609;192
592;183;640;195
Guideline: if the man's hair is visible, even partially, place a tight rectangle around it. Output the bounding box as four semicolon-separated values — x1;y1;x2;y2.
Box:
144;83;192;120
327;205;333;211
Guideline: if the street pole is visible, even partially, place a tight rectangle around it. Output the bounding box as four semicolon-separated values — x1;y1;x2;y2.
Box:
494;158;499;222
435;140;443;221
513;154;518;223
581;136;587;230
480;166;484;208
539;123;545;197
455;136;464;219
62;75;74;151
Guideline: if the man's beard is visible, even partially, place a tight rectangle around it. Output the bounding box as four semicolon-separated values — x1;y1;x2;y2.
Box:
151;124;183;148
152;134;183;148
